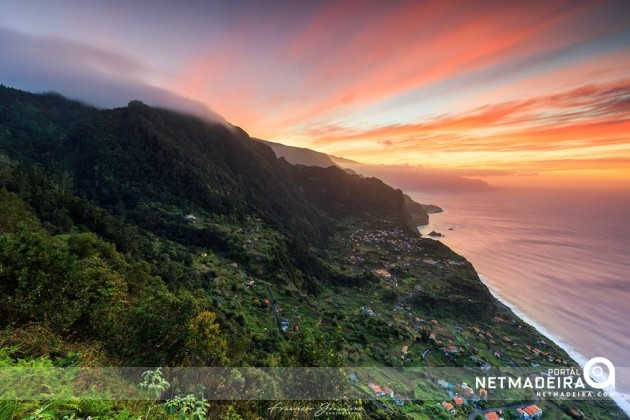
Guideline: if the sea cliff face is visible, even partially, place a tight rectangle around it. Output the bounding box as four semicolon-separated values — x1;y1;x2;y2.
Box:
403;193;430;226
0;86;625;419
261;137;446;227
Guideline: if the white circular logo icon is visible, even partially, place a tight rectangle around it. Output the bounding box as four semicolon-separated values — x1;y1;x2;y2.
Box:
583;357;615;390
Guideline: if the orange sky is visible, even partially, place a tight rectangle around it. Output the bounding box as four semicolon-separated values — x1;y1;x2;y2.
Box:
3;0;629;188
305;79;630;187
169;1;630;188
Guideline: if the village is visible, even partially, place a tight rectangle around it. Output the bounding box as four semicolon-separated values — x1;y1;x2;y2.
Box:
340;320;556;419
326;221;583;418
184;213;597;419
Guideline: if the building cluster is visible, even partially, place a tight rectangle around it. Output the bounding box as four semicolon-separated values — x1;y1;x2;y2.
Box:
439;383;487;415
367;382;405;406
373;268;392;278
516;405;543;418
343;227;420;269
440;345;460;355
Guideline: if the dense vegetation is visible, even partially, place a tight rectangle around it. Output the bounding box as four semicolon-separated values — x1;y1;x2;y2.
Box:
0;86;625;419
0;86;419;418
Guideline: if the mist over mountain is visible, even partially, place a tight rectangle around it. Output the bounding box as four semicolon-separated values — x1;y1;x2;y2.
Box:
259;139;437;224
0;28;225;124
1;0;627;415
0;85;626;419
0;85;418;241
258;139;337;168
261;138;491;192
337;162;492;192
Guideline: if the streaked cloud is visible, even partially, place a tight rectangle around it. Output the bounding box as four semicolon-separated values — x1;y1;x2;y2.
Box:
1;0;629;185
307;80;630;177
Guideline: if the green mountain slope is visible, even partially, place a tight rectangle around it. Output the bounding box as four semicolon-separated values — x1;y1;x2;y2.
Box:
0;86;420;240
0;85;624;419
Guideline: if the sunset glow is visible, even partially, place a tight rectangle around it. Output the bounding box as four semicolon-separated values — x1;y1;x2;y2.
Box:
1;0;629;186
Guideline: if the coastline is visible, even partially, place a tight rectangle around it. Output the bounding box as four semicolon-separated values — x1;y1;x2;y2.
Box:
417;222;590;364
417;211;630;416
477;273;630;416
477;274;590;366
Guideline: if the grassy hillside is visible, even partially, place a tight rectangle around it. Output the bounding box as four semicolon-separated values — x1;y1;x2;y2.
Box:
0;86;624;419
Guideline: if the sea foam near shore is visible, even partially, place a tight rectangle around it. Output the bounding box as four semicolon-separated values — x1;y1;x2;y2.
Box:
477;273;630;416
412;187;630;415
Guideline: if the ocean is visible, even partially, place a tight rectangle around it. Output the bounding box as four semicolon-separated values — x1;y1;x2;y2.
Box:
410;187;630;414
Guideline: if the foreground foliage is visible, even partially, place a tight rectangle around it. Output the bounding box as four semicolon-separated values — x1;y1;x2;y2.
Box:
0;86;625;419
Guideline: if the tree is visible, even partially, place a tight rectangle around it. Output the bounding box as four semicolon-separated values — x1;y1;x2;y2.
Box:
181;311;228;367
0;229;79;330
70;255;128;341
0;228;134;342
0;154;14;187
0;189;38;233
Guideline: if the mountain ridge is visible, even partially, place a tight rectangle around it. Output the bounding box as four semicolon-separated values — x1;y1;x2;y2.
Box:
261;137;491;193
0;85;624;419
0;86;419;241
258;138;445;225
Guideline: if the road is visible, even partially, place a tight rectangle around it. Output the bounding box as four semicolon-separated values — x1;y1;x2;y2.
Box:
422;349;432;379
394;293;413;309
264;285;287;339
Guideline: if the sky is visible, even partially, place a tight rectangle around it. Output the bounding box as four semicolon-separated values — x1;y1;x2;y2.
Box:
1;0;629;188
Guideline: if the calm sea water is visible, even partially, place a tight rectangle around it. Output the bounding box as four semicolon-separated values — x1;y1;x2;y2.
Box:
411;187;630;413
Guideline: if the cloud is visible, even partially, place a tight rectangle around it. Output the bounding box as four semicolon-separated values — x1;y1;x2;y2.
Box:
169;0;629;138
0;28;226;123
1;1;628;184
306;80;630;174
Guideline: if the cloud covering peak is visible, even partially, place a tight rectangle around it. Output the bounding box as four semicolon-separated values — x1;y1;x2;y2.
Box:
0;28;225;123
